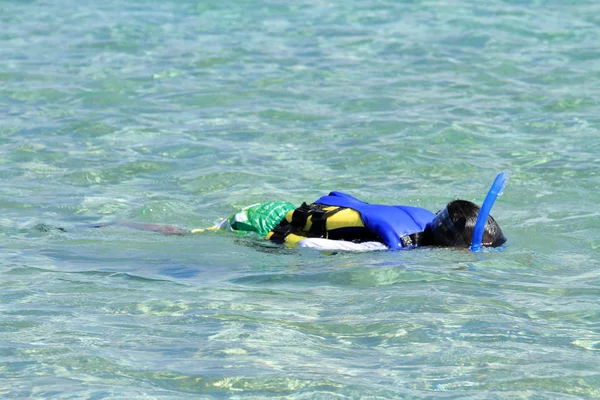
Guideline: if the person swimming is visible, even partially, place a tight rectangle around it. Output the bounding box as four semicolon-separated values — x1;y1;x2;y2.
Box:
108;173;508;253
200;191;506;252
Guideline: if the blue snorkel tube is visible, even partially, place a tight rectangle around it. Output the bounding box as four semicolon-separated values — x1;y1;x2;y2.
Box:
470;172;509;252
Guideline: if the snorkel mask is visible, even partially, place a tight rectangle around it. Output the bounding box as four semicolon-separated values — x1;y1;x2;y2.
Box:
470;172;508;252
428;172;508;250
428;207;468;247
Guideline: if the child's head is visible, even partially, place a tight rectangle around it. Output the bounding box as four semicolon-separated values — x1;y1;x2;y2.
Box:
427;200;506;248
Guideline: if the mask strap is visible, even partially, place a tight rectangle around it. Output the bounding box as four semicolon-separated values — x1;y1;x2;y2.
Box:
429;207;467;247
438;208;467;246
470;172;509;252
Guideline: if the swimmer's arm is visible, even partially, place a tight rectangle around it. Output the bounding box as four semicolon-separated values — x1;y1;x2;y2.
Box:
297;238;388;252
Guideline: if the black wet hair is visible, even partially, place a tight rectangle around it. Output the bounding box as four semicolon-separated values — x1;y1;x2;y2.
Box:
424;200;506;248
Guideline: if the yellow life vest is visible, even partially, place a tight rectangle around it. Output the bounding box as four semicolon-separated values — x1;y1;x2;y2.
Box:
265;202;379;246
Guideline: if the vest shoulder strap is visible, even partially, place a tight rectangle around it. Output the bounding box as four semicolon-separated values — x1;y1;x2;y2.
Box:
268;202;344;243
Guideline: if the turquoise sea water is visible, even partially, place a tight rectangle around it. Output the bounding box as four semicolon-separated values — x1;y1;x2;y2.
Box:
2;0;600;398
